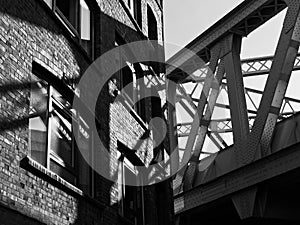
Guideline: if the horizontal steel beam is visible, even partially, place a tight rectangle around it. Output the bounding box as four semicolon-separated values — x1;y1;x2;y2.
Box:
240;53;300;77
177;117;257;136
182;53;300;83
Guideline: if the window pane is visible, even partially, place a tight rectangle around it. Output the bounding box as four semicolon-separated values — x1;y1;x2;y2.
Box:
78;116;90;151
80;0;92;56
43;0;52;8
29;76;48;166
50;109;73;167
56;0;77;28
52;88;72;110
80;0;90;40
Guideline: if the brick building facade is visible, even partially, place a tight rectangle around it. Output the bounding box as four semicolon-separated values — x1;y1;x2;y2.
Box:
0;0;173;224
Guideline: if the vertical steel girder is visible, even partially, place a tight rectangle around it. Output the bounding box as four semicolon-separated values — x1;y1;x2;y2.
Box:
223;34;250;167
181;33;253;191
167;79;180;176
247;0;300;159
230;1;300;219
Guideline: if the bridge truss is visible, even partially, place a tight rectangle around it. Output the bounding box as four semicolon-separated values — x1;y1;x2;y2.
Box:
164;0;300;222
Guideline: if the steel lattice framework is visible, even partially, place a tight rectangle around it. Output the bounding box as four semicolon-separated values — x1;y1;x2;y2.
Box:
163;0;300;222
176;55;300;138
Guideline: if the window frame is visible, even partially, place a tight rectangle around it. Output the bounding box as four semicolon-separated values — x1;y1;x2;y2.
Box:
29;75;78;184
133;0;142;28
117;142;139;223
47;86;77;183
42;0;94;58
54;0;80;37
147;5;158;40
29;62;93;190
114;38;138;111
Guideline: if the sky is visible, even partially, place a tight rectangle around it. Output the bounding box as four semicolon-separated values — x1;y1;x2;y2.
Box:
164;0;243;58
163;0;286;60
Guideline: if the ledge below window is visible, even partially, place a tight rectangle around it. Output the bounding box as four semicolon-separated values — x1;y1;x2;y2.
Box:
20;156;83;196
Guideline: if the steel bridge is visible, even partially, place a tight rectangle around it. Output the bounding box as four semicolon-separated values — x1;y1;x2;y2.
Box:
165;0;300;224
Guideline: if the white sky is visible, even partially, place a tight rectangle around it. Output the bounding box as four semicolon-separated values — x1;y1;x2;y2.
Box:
164;0;243;58
164;0;286;59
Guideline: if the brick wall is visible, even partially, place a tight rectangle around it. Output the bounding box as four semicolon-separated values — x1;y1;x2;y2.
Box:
0;0;171;224
0;0;85;224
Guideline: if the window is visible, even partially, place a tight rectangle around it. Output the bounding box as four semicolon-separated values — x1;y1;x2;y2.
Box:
29;72;91;186
117;142;140;223
29;77;48;166
43;0;93;57
121;166;137;222
122;0;142;28
120;64;136;105
80;0;92;56
56;0;78;30
114;39;137;109
43;0;52;8
147;5;158;40
48;87;76;184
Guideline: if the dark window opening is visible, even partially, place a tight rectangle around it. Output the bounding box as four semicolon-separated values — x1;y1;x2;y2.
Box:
122;166;137;221
117;142;139;222
121;65;134;102
150;95;164;162
115;35;136;108
151;96;162;118
56;0;78;30
147;5;158;40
